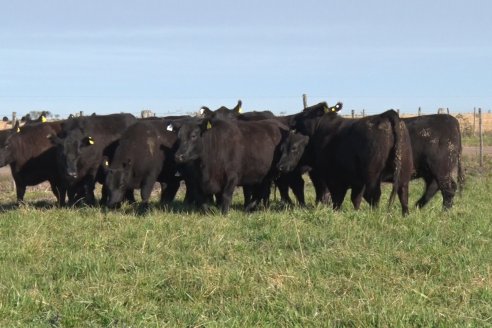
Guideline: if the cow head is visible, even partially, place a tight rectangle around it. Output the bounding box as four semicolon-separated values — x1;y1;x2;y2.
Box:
290;102;343;136
105;159;132;208
277;131;310;173
49;126;95;181
0;121;20;167
174;119;211;163
200;100;242;120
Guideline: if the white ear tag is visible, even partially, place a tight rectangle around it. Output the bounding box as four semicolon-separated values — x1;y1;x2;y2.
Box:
199;108;205;115
167;124;173;131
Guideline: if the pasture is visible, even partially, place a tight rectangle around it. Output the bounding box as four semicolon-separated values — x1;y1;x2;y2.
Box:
0;156;490;327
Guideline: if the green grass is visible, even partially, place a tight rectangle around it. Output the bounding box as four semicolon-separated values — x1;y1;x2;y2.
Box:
0;160;491;327
462;132;492;147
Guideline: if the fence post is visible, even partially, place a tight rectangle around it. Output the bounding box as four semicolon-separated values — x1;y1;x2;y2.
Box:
362;109;365;117
479;108;483;167
447;107;450;114
302;94;308;109
351;110;355;118
397;109;400;116
473;107;476;136
418;107;421;116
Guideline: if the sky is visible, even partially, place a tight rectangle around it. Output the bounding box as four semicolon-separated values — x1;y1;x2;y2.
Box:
1;0;491;118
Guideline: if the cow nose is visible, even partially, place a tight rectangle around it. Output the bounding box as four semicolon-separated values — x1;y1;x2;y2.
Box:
67;171;78;178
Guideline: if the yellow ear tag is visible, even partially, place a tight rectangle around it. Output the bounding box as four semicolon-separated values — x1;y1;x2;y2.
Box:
238;107;242;113
88;137;94;145
16;127;20;133
41;116;47;123
207;122;212;129
324;106;330;113
331;107;336;112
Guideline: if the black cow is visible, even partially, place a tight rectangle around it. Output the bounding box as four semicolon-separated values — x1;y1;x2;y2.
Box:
174;118;288;214
50;113;137;206
21;111;49;125
281;102;413;215
200;102;306;206
200;100;275;121
104;120;179;209
400;115;464;209
0;121;67;205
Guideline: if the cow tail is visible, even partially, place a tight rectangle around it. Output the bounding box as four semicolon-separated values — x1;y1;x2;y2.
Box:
387;110;403;207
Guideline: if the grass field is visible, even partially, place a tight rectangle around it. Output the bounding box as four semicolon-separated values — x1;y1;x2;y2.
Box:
0;158;491;327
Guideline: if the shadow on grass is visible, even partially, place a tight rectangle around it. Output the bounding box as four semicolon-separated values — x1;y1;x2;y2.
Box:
0;200;62;213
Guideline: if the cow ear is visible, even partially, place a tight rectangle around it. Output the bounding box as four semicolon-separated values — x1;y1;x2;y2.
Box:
233;100;242;113
332;102;343;112
83;136;95;146
201;119;212;131
13;120;20;133
200;107;212;117
47;134;62;145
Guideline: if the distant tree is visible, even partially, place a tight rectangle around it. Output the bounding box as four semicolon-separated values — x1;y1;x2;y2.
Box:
2;116;8;122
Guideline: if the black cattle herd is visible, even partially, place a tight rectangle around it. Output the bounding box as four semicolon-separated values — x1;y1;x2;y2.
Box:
0;100;464;215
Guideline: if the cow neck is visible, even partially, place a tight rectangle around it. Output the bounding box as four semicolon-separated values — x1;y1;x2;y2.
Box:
313;113;343;140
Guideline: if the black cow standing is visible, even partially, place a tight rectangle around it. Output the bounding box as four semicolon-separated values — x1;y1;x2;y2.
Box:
200;101;306;206
200;100;275;121
400;115;464;208
21;111;49;125
174;118;288;214
0;121;67;205
104;120;179;209
280;102;413;215
50;113;137;206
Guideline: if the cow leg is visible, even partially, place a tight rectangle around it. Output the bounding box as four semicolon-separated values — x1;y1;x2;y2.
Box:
290;173;305;206
350;185;364;210
242;186;253;208
100;184;109;206
139;177;156;212
125;189;136;204
309;170;330;204
330;186;348;210
83;179;97;206
275;176;293;205
221;176;238;214
68;185;85;206
438;177;457;210
15;183;27;205
49;181;66;206
398;181;410;216
364;181;382;208
416;178;439;208
161;179;180;204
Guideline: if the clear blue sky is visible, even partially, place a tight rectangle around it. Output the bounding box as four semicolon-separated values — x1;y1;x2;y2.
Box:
1;0;491;117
